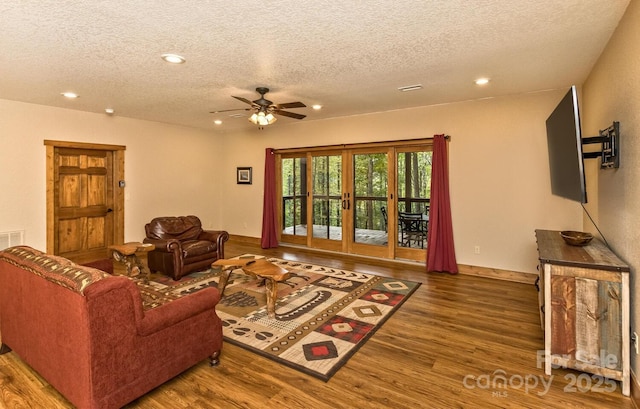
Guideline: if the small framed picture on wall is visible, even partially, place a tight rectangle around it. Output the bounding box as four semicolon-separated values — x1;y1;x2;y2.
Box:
237;167;252;184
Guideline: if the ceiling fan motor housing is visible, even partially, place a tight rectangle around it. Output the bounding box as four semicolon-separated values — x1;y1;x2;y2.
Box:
254;87;273;108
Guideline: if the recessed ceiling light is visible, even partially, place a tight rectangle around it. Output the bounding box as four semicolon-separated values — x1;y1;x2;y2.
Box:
61;92;79;99
398;84;423;92
475;78;490;85
161;53;186;64
105;108;115;115
312;104;322;110
214;120;222;125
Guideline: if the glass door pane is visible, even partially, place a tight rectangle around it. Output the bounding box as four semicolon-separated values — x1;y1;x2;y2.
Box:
397;150;432;249
312;155;342;240
281;157;307;236
353;153;388;246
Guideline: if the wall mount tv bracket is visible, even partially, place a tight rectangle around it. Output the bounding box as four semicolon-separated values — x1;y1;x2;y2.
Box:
582;121;620;168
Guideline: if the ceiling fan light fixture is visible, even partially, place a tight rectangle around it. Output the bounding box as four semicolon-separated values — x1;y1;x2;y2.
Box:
221;87;304;127
248;110;277;126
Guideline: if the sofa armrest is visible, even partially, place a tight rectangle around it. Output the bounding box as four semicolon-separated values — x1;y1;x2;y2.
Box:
137;287;221;336
198;230;229;258
86;278;221;337
143;237;182;253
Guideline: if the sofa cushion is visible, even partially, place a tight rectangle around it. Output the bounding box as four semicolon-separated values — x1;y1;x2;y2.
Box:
146;215;203;241
0;246;109;295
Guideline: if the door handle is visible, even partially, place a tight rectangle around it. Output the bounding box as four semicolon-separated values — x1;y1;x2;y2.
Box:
342;200;346;210
347;199;350;210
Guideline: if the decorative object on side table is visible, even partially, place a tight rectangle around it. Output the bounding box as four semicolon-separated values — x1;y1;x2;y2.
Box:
109;242;155;282
236;167;252;184
560;230;593;246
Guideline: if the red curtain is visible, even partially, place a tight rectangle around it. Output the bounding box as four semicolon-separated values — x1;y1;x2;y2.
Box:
261;148;279;248
426;134;458;274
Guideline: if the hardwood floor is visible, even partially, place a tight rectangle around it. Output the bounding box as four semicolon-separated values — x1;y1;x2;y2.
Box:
0;241;634;408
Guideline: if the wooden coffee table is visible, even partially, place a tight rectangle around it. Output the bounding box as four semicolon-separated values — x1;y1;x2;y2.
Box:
212;258;291;318
108;242;155;283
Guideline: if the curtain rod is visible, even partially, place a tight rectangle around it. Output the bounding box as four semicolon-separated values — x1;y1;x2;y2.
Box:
273;135;450;154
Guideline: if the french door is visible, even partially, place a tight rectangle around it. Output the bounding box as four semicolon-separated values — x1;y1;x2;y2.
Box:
279;140;432;262
348;148;391;258
309;152;344;252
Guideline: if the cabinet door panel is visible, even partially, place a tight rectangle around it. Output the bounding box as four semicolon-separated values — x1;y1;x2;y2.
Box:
550;274;576;356
599;281;622;370
575;277;600;364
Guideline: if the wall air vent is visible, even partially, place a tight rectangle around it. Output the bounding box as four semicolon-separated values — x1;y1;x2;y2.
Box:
0;230;24;250
398;84;423;92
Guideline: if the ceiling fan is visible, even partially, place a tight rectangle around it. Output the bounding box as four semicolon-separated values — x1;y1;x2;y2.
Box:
210;87;306;126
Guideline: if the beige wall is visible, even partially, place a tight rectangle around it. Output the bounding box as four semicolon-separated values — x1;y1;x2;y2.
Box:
582;0;640;380
217;89;584;274
1;90;581;274
5;81;609;285
0;99;224;249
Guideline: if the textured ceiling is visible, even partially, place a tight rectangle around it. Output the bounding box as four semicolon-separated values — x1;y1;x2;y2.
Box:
0;1;630;132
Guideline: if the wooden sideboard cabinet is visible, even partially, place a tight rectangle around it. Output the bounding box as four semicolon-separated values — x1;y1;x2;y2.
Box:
535;229;630;396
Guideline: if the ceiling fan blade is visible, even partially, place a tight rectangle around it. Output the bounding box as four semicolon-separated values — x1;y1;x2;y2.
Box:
275;110;306;120
276;101;306;109
209;108;251;114
232;96;254;105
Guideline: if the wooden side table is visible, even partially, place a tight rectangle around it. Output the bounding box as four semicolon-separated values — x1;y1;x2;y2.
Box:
108;242;155;283
212;258;291;318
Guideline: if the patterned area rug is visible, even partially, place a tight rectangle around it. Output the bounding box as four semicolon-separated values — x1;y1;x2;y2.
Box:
148;255;421;381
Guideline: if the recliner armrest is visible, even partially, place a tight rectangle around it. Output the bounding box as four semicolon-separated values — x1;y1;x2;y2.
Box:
198;230;228;243
143;238;182;253
198;230;229;257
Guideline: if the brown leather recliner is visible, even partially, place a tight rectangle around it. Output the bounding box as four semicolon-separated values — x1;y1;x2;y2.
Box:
143;215;229;280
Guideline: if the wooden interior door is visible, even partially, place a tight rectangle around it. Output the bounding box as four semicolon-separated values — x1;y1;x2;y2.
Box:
45;141;125;263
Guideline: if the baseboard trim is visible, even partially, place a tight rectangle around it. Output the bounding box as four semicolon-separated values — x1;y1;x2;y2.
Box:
457;264;537;285
228;235;537;284
632;370;639;408
228;234;261;245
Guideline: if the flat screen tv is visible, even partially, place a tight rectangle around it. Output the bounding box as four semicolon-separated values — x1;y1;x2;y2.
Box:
545;85;587;203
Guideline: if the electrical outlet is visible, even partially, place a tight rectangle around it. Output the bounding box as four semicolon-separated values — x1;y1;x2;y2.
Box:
474;246;480;255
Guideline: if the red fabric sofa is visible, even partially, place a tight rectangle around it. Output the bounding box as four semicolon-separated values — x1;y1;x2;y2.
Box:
0;246;223;409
